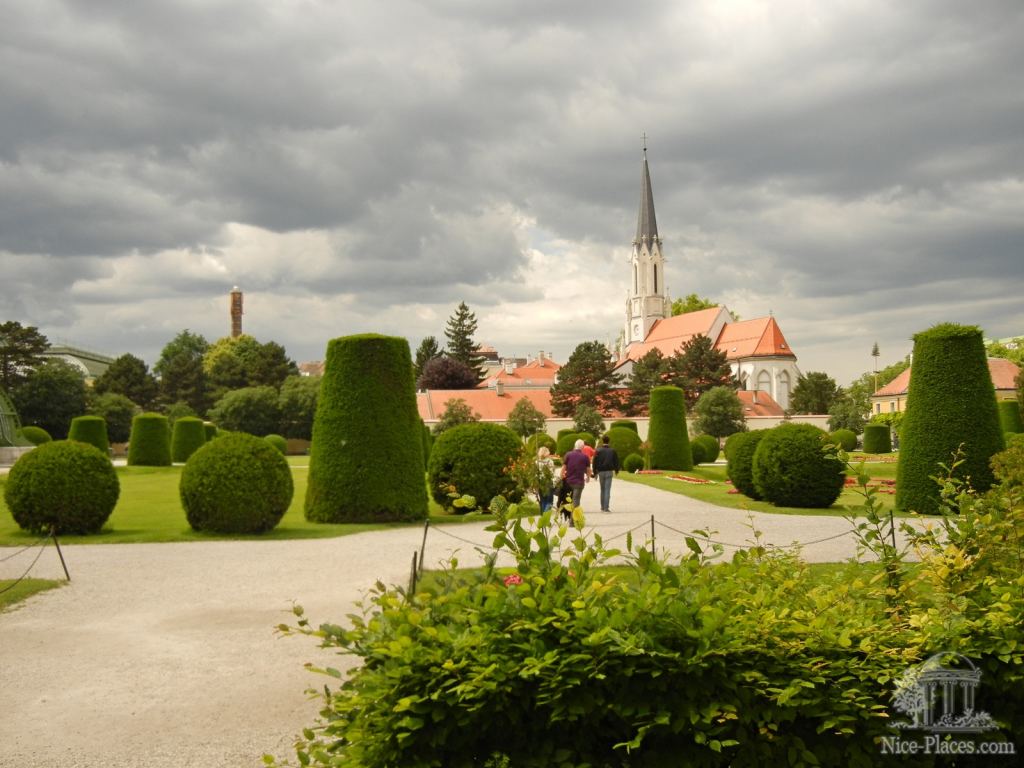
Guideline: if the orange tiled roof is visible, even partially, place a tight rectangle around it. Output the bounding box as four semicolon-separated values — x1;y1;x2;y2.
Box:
479;357;562;388
715;317;795;360
873;358;1021;397
418;389;555;422
737;389;785;417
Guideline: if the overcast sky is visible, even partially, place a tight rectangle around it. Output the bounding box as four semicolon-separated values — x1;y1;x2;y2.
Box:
3;0;1022;386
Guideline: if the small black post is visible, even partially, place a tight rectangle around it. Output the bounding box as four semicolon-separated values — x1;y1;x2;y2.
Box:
889;510;898;552
650;514;656;558
51;528;71;582
419;519;429;577
409;551;418;595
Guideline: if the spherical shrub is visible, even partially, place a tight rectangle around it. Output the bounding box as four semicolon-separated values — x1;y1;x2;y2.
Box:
605;426;642;465
623;453;645;473
726;430;767;499
998;400;1023;434
862;423;892;454
180;432;293;534
171;417;207;463
525;432;556;457
897;324;1004;514
691;434;721;465
68;415;110;456
17;426;51;445
5;440;119;534
828;429;857;451
648;386;693;470
556;428;576;442
723;431;746;464
127;413;171;466
428;423;523;512
556;432;581;456
263;433;287;455
752;424;845;508
609;419;639;434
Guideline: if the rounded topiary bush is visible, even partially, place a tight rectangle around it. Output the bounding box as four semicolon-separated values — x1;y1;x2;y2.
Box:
723;431;746;464
171;416;207;463
828;429;857;452
605;426;642;465
556;432;581;456
623;453;645;473
998;400;1023;434
648;386;693;470
127;413;171;466
68;415;110;456
896;324;1005;514
525;432;557;457
609;419;639;434
305;334;427;523
691;434;720;465
263;433;287;455
180;432;293;534
862;423;892;454
17;426;51;445
726;430;767;499
556;428;576;443
5;440;120;534
428;423;523;512
752;424;845;508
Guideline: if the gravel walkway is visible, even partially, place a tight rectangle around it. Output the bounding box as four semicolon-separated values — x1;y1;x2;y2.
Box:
0;478;885;768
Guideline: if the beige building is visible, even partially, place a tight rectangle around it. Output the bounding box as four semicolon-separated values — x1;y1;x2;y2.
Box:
870;357;1021;415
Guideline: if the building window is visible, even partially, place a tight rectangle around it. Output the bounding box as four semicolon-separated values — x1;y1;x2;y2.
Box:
889;401;895;412
875;403;881;414
633;265;637;293
653;264;658;293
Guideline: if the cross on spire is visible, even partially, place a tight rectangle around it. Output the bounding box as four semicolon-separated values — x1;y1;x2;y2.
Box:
641;132;648;152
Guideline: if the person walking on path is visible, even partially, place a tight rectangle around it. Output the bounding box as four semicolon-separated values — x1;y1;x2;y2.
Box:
592;434;620;512
535;446;556;512
561;439;593;512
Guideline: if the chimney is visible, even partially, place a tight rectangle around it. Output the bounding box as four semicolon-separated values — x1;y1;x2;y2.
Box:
503;359;515;375
230;286;243;338
496;381;505;397
538;350;545;367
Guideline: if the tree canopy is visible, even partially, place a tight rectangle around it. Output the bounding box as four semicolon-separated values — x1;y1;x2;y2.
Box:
93;353;158;409
505;397;546;439
417;356;479;390
0;321;49;392
155;330;210;414
986;338;1024;367
549;341;621;417
414;336;443;381
693;386;746;439
622;349;667;416
670;293;717;316
11;359;87;439
789;371;841;415
432;398;481;435
664;334;735;408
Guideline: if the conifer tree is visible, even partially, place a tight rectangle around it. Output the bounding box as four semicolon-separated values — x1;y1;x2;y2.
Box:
549;341;621;417
444;303;486;383
664;334;735;408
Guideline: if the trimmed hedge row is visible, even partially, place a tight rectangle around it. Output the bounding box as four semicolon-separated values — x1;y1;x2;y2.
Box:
556;431;594;456
608;419;639;434
525;432;557;457
648;386;692;471
623;453;644;472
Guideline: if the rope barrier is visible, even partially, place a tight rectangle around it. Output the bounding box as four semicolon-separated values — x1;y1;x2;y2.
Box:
429;525;493;549
0;540;49;595
652;518;856;550
0;532;51;563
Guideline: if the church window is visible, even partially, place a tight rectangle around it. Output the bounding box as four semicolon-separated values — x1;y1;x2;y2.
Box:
633;265;637;293
756;370;771;393
653;265;658;293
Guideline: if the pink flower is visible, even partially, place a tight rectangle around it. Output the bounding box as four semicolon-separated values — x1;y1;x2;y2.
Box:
503;574;524;586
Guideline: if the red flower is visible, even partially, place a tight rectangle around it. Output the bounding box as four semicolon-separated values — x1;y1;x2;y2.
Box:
503;574;524;586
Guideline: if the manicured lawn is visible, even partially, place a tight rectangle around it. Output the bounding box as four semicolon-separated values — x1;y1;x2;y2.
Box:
620;460;903;517
0;464;464;546
0;578;64;612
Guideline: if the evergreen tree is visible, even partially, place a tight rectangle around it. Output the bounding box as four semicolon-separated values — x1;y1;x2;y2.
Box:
549;341;622;417
444;302;486;383
414;336;442;381
155;330;210;414
505;397;547;439
693;386;746;439
664;334;735;408
789;371;841;415
0;321;49;392
93;354;159;409
622;349;667;416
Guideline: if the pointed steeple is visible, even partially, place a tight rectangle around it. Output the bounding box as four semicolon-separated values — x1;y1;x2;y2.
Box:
634;149;659;245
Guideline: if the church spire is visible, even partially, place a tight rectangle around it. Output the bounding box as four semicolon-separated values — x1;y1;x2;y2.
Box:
634;148;659;245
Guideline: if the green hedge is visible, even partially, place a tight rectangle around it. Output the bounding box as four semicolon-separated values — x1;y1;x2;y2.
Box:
861;423;891;454
752;424;845;508
726;430;767;499
623;453;644;472
127;412;171;466
428;422;522;512
556;428;575;442
525;432;556;457
896;324;1005;514
203;422;218;441
828;428;856;451
68;415;110;457
17;426;51;445
556;432;594;457
604;426;642;466
690;434;720;465
305;334;427;523
171;417;207;463
180;433;293;534
723;431;745;464
648;386;692;470
5;440;119;534
998;399;1023;434
263;433;287;455
608;419;639;434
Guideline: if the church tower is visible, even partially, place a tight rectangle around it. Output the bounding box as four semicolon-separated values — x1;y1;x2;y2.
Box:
624;148;670;347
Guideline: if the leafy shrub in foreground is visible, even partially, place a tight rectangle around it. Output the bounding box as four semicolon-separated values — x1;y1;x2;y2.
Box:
604;426;641;465
828;428;857;452
5;440;119;534
17;425;51;445
648;386;693;470
428;422;522;512
897;323;1004;514
861;423;891;454
726;430;767;499
171;416;206;463
263;433;287;455
127;412;171;466
68;415;110;457
752;423;845;508
180;432;293;534
623;453;644;473
690;434;720;465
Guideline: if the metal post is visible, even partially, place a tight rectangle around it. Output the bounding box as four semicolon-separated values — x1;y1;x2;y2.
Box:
889;510;897;552
419;519;429;577
51;528;71;581
650;514;656;558
409;551;418;595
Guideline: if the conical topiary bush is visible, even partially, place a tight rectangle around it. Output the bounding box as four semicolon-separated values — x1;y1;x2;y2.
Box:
896;324;1005;514
998;399;1023;434
648;386;693;471
304;334;427;522
861;423;892;454
127;412;172;467
68;415;110;457
171;416;207;463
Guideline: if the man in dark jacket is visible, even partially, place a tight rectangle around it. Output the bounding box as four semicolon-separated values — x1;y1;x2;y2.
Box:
592;434;621;512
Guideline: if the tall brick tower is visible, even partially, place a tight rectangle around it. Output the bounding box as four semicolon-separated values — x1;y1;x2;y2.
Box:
230;286;243;338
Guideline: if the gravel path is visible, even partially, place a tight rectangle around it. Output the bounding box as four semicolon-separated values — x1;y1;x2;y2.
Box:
0;478;884;767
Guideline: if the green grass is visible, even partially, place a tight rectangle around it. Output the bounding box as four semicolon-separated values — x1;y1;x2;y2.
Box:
621;462;903;517
0;465;473;546
0;578;64;612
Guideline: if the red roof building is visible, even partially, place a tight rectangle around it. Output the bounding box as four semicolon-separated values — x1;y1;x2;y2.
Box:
871;357;1021;415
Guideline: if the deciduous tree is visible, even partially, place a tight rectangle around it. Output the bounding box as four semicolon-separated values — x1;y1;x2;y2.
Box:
505;397;546;439
0;321;49;392
278;375;320;440
670;293;716;316
789;371;841;415
432;398;480;435
89;392;138;443
93;354;158;409
549;341;621;417
417;356;478;390
693;386;746;439
11;359;87;439
155;330;210;414
207;386;281;436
